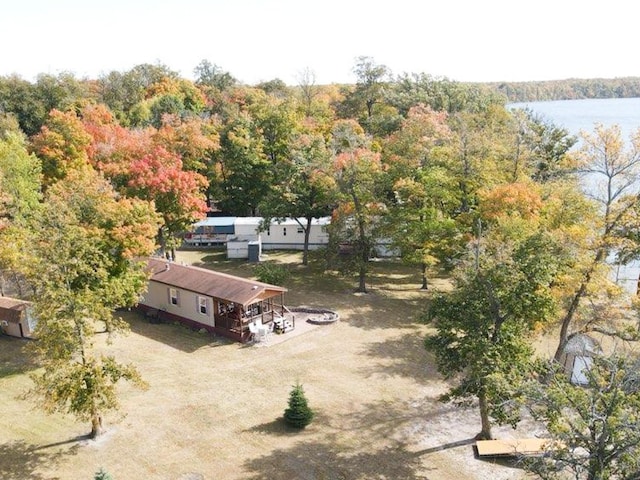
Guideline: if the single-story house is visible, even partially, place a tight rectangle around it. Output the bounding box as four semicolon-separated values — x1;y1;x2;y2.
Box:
234;217;330;251
183;216;399;260
183;216;331;259
137;258;292;343
0;297;36;338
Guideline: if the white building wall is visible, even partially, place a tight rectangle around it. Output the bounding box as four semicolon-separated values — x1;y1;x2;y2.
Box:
262;218;330;250
185;217;331;257
227;240;250;259
233;217;262;236
227;234;262;259
373;240;400;258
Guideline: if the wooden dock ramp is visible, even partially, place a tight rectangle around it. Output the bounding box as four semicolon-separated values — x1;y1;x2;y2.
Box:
475;438;554;458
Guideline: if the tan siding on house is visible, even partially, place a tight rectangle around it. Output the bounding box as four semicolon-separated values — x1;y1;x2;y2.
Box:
140;281;215;328
2;321;23;338
138;258;287;342
0;297;35;338
145;258;286;306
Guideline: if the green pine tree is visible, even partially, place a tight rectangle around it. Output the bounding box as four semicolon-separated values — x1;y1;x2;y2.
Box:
284;382;314;429
94;467;113;480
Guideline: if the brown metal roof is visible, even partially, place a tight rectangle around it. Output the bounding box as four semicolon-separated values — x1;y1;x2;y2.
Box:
146;258;286;307
0;297;30;323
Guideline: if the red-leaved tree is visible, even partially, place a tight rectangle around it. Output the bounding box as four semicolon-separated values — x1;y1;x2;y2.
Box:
126;146;208;257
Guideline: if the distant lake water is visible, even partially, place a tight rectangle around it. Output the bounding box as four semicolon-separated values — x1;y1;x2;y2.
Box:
508;97;640;140
510;97;640;294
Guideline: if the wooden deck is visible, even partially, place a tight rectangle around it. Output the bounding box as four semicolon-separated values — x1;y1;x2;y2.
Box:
475;438;556;458
136;303;297;344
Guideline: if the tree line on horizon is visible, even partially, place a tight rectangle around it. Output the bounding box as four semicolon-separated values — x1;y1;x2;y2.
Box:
3;60;638;116
2;57;640;478
488;76;640;103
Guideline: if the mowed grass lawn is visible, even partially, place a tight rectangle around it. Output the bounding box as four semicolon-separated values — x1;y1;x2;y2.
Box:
0;250;526;480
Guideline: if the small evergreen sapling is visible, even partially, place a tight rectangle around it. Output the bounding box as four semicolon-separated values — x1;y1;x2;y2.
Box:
284;382;314;428
94;468;113;480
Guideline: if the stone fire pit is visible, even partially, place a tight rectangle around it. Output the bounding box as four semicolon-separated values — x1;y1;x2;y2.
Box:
289;307;339;325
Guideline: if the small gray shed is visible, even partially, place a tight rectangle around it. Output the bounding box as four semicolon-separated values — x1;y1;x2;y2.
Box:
248;241;261;262
560;334;601;385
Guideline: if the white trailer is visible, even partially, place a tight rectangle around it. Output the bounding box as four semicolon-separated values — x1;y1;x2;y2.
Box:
260;217;330;251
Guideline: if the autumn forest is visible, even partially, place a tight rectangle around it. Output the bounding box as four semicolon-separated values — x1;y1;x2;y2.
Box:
3;57;640;479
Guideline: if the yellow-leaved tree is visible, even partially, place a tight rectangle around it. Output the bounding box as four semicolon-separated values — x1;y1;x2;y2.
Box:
552;124;640;361
23;169;159;438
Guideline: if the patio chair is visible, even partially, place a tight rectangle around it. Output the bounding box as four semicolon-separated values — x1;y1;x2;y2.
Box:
266;321;275;338
248;321;259;343
258;322;273;343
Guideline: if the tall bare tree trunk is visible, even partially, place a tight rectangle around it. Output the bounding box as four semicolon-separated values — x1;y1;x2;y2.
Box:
302;216;312;266
91;411;104;438
158;227;167;259
358;261;367;293
587;456;605;480
477;388;493;440
553;252;603;362
420;263;428;290
352;190;368;294
78;319;105;439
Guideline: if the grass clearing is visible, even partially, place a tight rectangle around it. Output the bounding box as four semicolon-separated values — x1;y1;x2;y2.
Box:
0;250;529;480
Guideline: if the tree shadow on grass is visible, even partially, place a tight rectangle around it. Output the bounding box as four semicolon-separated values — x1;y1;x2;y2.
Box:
325;285;428;331
475;455;527;470
195;250;227;264
243;438;433;480
292;292;427;332
244;411;330;437
123;311;229;353
340;399;530;475
242;396;532;479
414;437;476;455
0;440;71;480
285;268;354;298
0;336;39;377
242;401;448;479
358;333;438;385
192;258;254;277
244;417;293;436
31;434;90;451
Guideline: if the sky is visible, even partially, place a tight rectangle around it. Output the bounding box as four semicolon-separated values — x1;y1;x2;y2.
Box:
1;0;638;85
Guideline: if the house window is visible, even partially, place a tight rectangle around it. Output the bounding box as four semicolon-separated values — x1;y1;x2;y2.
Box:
198;296;208;315
169;288;179;306
283;227;287;236
297;227;304;234
267;228;270;236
